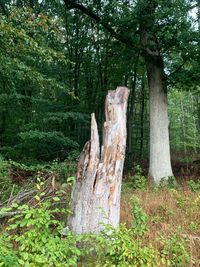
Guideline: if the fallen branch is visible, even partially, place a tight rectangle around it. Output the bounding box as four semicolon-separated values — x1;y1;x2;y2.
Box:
0;175;67;220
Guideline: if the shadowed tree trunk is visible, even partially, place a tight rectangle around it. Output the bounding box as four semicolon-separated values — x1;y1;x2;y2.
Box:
67;87;129;234
139;77;145;160
127;55;139;166
139;0;173;184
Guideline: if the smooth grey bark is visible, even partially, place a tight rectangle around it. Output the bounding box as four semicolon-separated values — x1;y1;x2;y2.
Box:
146;59;173;184
67;87;129;234
139;0;173;184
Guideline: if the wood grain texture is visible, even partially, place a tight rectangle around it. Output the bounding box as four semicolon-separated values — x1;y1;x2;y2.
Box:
67;87;129;234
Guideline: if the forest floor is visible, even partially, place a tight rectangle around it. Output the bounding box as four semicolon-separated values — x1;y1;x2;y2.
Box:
121;186;200;265
120;159;200;265
0;159;200;266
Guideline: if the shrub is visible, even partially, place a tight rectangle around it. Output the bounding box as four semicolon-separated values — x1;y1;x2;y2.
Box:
2;180;81;267
0;234;18;267
126;165;147;190
158;176;178;189
90;194;191;267
95;224;159;267
93;195;160;266
160;229;190;267
187;180;200;192
167;176;178;189
131;196;148;237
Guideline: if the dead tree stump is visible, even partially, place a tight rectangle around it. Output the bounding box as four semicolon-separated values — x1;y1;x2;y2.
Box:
67;87;129;234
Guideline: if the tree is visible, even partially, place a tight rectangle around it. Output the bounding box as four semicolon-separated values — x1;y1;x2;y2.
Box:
1;0;199;173
169;89;200;156
137;0;173;182
68;87;129;233
0;7;85;161
62;0;196;183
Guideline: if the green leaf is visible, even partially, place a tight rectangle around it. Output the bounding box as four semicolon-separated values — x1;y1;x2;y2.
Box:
11;203;19;208
18;259;25;265
34;195;40;201
25;213;32;219
53;197;60;202
67;176;75;183
22;252;29;260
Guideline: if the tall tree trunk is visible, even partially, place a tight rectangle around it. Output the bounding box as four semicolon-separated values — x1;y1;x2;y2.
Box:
197;0;200;135
146;56;173;183
139;0;173;184
127;55;139;165
139;77;145;160
67;87;129;234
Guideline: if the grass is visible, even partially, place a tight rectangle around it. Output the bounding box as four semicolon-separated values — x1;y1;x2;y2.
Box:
121;185;200;265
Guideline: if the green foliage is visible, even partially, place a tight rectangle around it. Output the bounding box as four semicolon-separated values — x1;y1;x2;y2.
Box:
90;196;159;266
167;176;178;189
51;159;77;182
160;229;190;267
95;224;158;267
187;180;200;192
169;89;200;155
171;189;200;221
90;194;190;266
0;178;193;267
16;130;79;161
0;234;18;267
157;176;178;190
0;0;199;164
0;7;87;162
0;158;77;205
7;158;76;176
0;156;8;177
188;222;198;232
131;196;148;237
126;165;147;190
2;180;81;267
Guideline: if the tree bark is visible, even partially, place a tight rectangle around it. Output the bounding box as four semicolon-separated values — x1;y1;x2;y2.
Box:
139;77;145;160
146;57;173;184
127;55;139;166
67;87;129;234
139;0;173;184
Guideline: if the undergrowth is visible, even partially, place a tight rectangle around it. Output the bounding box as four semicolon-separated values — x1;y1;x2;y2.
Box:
0;158;76;203
0;161;199;266
0;178;80;267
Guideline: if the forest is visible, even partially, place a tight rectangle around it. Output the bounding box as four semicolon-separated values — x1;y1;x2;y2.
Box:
0;0;200;266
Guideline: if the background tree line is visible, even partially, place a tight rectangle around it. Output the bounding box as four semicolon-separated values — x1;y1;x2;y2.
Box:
0;0;199;176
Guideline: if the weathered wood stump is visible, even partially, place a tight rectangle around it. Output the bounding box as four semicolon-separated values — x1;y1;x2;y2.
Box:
67;87;129;234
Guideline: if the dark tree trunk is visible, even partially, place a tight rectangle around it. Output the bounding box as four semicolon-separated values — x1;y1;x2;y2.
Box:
139;77;145;160
127;55;139;165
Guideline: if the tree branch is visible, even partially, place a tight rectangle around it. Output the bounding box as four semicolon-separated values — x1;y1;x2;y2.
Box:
168;61;186;78
63;0;138;50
